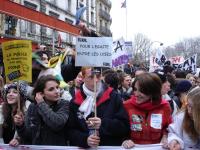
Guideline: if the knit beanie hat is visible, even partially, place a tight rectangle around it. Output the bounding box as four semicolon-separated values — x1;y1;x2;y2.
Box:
175;80;192;94
2;82;28;100
154;71;167;84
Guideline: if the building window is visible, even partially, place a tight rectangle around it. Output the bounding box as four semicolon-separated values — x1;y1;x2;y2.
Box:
27;21;36;34
50;0;57;5
5;16;18;35
49;11;59;40
105;7;107;12
91;12;94;25
24;1;37;10
105;22;108;28
100;3;102;9
68;0;72;12
49;11;59;19
91;0;94;8
66;33;73;44
65;18;73;24
100;19;102;27
24;1;37;34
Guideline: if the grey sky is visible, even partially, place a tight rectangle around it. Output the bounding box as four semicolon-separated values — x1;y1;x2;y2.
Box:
110;0;200;46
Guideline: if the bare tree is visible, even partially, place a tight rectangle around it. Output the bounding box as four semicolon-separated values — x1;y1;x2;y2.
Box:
164;36;200;67
132;33;151;66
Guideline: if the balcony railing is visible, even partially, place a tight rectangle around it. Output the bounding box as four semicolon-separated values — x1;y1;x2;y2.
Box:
99;25;112;37
99;9;111;22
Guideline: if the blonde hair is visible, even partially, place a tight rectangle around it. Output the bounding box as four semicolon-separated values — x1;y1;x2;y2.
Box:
186;73;194;80
81;67;91;78
182;87;200;142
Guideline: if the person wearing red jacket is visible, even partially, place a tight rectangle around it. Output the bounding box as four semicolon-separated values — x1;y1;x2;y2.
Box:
122;73;172;149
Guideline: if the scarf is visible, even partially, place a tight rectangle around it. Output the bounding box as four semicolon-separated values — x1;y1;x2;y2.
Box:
78;83;95;119
130;96;167;111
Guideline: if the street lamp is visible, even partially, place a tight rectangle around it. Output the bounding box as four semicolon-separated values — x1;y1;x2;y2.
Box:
151;41;163;47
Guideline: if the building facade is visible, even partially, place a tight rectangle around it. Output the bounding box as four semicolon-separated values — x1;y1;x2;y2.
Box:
0;0;106;50
96;0;112;37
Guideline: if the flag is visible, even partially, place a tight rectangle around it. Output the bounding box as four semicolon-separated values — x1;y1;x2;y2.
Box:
121;0;126;8
75;6;87;25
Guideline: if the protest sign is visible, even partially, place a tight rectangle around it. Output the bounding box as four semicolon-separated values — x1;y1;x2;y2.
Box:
169;56;184;65
0;144;164;150
75;37;112;67
149;47;167;72
2;40;32;83
173;54;197;73
124;41;133;60
112;37;129;67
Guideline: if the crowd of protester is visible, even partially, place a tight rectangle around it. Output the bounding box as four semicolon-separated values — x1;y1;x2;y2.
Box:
1;57;200;149
0;24;200;150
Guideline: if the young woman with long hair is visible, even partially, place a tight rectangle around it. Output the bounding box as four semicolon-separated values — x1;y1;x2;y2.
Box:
1;83;27;146
168;86;200;150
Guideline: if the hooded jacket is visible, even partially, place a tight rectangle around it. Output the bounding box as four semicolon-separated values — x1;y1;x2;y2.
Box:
123;96;172;144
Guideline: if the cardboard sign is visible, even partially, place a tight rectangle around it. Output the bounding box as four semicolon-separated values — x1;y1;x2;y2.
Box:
75;37;112;67
173;54;197;73
124;41;133;60
149;48;166;72
2;40;32;83
112;38;129;67
169;56;184;64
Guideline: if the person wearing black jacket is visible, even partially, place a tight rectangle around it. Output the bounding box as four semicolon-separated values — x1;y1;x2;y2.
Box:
67;67;130;148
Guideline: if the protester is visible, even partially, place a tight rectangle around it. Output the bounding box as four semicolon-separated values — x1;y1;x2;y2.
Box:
163;65;175;76
122;73;172;149
1;83;30;146
174;80;192;110
134;67;147;78
124;62;134;76
155;71;179;117
14;75;69;145
77;22;99;37
101;69;119;90
118;73;133;101
168;87;200;149
166;73;177;96
69;71;84;99
186;73;196;87
67;67;129;148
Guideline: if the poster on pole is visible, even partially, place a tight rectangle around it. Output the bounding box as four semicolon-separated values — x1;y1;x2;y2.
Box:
169;56;184;65
149;48;166;72
124;41;133;60
112;37;129;67
75;37;112;67
2;40;32;83
174;54;197;73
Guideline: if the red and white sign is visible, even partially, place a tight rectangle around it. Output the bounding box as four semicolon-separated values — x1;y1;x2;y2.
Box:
169;56;184;64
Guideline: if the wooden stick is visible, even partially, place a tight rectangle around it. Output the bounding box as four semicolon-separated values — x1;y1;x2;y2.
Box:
94;73;97;118
93;68;98;136
16;81;21;113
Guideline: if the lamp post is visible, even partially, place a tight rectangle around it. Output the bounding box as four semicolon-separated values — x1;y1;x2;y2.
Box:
148;41;163;72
